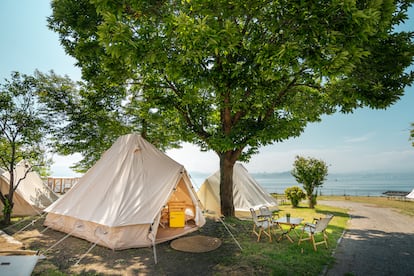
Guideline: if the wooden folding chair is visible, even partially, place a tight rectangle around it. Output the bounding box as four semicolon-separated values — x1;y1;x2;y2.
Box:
250;208;273;242
298;214;334;251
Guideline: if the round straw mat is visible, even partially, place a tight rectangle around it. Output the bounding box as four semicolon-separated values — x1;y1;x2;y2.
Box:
170;235;222;253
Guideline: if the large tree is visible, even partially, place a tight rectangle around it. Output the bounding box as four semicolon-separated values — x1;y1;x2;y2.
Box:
0;72;51;224
48;0;414;216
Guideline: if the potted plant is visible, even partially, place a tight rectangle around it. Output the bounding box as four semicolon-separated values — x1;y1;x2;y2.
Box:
286;212;291;222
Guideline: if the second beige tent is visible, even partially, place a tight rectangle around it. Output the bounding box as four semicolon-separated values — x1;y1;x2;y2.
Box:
0;160;58;217
197;163;278;219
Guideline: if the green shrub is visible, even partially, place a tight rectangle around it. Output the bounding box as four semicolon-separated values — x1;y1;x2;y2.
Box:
284;186;306;207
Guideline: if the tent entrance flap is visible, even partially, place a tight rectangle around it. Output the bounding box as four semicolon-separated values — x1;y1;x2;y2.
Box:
155;175;205;242
160;177;198;228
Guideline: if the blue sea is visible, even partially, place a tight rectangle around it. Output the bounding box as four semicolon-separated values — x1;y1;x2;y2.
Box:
189;171;414;197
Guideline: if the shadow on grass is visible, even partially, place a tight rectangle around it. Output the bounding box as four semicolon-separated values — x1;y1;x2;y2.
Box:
315;206;356;219
3;217;248;276
2;212;350;276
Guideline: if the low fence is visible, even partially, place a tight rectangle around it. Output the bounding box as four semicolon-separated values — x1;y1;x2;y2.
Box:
47;177;80;194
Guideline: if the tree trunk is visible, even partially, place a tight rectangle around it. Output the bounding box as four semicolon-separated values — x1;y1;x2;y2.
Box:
2;195;14;225
3;209;12;225
219;152;238;217
2;161;16;225
217;147;243;217
308;194;315;209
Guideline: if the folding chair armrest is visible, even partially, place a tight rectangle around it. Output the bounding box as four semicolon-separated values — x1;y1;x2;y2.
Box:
304;222;316;230
312;217;320;223
258;214;273;221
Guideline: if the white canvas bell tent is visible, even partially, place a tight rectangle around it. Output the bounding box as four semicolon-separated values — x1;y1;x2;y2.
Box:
44;134;206;250
197;163;278;219
407;189;414;199
0;160;58;217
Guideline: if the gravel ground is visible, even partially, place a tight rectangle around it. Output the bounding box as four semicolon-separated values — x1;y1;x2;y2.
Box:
320;200;414;276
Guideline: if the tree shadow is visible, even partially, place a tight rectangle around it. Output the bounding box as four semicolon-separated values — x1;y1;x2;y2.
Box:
4;217;240;276
327;228;414;275
315;206;362;219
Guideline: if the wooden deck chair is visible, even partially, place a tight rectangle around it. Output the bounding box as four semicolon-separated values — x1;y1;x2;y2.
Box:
298;214;334;251
259;206;279;220
250;208;273;242
309;213;334;237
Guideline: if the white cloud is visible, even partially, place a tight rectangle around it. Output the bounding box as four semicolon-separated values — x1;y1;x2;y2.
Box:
344;132;375;143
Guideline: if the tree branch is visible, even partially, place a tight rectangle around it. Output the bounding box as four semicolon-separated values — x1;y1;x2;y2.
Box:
163;76;211;141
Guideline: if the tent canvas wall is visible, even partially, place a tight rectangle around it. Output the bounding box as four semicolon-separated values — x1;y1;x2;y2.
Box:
407;189;414;199
0;161;58;217
44;134;205;250
197;163;278;218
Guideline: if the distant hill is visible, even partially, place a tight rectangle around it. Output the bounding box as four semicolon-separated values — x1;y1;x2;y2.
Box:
189;170;293;180
251;171;292;178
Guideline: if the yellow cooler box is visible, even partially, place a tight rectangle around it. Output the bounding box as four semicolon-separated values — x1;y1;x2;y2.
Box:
169;211;185;227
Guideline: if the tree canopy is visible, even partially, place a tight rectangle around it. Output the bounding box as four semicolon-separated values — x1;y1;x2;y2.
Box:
35;70;184;172
48;0;414;216
0;72;51;224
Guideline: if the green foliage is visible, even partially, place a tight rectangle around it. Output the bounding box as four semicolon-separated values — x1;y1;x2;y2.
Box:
410;122;414;147
284;186;306;207
36;71;183;172
48;0;414;159
2;197;12;218
48;0;414;216
0;72;51;168
0;72;51;224
291;156;329;208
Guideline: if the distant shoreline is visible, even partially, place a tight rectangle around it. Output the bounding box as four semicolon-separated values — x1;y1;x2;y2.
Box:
190;171;414;197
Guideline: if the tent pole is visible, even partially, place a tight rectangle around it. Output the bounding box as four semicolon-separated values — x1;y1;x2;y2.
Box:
152;239;158;264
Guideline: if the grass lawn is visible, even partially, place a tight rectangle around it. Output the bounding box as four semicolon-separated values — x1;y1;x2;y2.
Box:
216;202;349;275
217;195;414;274
318;195;414;217
3;196;412;275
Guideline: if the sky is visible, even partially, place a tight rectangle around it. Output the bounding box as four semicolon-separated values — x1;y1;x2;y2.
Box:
1;1;413;176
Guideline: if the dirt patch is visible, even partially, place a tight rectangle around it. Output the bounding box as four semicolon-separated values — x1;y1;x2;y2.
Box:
1;217;246;275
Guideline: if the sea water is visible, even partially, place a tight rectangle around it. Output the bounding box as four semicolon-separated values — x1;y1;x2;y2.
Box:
190;171;414;197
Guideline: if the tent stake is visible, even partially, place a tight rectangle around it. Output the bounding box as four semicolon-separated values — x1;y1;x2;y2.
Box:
41;228;76;254
75;241;99;266
13;213;46;235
